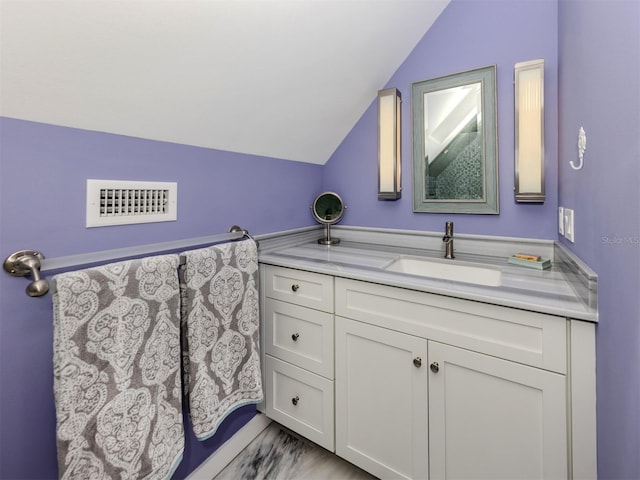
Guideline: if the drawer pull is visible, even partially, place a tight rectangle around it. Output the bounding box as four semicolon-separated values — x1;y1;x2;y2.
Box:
292;333;300;341
413;357;422;368
291;395;300;406
291;284;300;292
430;362;440;373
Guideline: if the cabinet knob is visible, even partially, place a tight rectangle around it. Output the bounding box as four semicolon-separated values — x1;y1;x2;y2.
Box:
292;396;299;406
292;333;300;341
291;284;300;292
413;357;422;368
430;362;440;373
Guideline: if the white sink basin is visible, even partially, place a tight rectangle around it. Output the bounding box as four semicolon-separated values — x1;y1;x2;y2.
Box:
384;256;502;286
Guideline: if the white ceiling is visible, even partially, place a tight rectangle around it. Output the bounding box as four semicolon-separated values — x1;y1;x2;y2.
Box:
0;0;450;165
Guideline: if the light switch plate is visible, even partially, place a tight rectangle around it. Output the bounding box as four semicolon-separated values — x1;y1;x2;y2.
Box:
558;207;565;235
564;208;575;242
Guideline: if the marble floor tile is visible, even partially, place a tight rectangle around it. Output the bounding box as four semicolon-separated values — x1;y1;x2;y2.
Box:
214;423;377;480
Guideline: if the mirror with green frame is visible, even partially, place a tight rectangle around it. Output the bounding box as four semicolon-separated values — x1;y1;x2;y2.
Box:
412;65;499;214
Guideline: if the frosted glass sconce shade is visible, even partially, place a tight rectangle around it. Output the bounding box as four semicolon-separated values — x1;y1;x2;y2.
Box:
514;59;545;203
378;88;402;200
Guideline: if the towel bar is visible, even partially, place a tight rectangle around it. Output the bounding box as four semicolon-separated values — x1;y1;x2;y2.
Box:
3;225;257;298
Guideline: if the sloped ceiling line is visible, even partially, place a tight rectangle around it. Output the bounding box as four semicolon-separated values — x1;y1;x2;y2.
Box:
0;0;450;165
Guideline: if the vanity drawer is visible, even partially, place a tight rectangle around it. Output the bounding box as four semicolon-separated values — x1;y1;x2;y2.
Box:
265;298;334;379
265;355;335;451
335;278;567;374
264;265;334;312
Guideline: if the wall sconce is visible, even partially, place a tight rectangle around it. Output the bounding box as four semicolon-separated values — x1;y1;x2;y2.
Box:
378;87;402;200
514;59;545;203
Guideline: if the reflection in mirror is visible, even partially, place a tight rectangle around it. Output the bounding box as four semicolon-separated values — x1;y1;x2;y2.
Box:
424;83;482;200
312;192;344;224
412;66;499;214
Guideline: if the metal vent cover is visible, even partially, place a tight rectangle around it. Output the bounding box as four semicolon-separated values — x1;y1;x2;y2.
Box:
86;179;177;227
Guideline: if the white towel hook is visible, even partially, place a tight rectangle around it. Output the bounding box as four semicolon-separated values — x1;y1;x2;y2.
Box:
571;126;586;170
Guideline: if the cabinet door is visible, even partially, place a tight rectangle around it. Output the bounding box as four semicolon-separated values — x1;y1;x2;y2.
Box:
428;341;567;480
335;317;428;480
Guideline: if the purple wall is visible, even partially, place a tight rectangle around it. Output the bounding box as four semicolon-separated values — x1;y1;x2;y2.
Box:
0;118;322;479
558;1;640;478
325;0;559;239
2;1;639;478
326;0;640;478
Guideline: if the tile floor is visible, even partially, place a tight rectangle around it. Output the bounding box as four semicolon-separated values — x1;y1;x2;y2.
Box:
214;423;377;480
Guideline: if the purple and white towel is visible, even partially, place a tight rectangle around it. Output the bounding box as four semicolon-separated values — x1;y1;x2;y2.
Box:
179;239;263;440
52;254;184;480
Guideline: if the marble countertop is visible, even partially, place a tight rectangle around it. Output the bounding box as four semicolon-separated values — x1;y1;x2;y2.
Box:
259;241;598;322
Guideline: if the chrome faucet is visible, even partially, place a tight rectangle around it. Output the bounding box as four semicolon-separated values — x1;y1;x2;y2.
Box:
443;221;455;259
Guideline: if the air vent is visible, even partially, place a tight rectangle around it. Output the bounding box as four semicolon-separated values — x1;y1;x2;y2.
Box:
86;180;177;227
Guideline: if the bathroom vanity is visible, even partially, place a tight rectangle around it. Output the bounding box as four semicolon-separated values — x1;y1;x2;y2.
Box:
258;227;597;480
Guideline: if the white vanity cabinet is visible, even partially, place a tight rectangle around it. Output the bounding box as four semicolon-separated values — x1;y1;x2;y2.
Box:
335;277;571;480
262;265;335;451
261;265;596;479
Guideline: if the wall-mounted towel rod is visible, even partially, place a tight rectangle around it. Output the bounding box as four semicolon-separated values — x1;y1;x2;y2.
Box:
3;225;257;298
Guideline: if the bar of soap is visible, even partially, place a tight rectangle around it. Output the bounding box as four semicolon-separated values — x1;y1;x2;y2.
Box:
514;253;541;262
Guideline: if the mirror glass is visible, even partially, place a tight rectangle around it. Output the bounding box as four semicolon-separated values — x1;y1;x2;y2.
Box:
412;66;499;214
312;192;344;224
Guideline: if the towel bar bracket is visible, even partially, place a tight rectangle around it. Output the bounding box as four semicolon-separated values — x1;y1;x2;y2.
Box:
3;250;50;297
228;225;259;248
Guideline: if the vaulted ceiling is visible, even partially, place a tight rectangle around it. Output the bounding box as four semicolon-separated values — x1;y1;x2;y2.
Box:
0;0;450;164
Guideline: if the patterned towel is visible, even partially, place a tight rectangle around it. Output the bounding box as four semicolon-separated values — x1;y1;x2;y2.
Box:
52;255;184;480
179;239;263;440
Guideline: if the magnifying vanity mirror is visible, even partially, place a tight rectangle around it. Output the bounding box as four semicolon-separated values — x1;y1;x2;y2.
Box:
311;192;345;245
412;65;499;214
